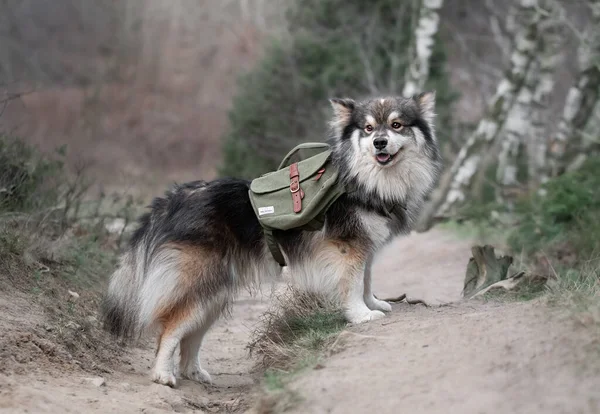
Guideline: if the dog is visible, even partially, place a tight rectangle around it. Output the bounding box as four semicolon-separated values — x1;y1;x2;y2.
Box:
102;93;441;387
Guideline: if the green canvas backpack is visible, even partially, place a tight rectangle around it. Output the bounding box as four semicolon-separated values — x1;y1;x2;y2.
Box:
248;143;346;265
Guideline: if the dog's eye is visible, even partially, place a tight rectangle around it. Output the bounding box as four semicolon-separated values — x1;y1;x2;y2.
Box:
364;125;373;133
391;122;402;130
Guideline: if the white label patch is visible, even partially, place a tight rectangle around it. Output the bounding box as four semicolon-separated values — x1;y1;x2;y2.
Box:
258;206;275;216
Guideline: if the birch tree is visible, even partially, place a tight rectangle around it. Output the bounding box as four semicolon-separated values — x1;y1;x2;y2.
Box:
581;100;600;159
564;94;600;171
417;0;550;228
495;60;540;200
497;11;564;198
547;0;600;176
527;19;564;186
403;0;445;97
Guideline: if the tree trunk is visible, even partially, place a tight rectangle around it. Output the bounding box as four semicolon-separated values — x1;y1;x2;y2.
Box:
527;22;564;186
496;16;563;198
462;245;513;299
565;96;600;171
402;0;444;97
495;59;540;201
416;0;548;228
547;1;600;177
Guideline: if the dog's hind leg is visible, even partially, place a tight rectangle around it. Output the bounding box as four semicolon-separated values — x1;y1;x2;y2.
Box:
179;331;211;384
179;297;225;384
152;292;228;387
363;254;392;312
152;325;182;387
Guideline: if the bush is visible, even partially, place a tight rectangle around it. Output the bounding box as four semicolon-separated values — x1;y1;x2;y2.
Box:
508;156;600;260
220;0;456;179
0;133;136;374
0;134;122;290
0;134;65;213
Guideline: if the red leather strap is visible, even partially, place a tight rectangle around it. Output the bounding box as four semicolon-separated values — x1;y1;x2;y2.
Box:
290;163;302;213
315;168;326;181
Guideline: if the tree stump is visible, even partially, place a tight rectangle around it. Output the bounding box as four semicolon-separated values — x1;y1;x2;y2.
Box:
462;245;513;298
462;245;548;299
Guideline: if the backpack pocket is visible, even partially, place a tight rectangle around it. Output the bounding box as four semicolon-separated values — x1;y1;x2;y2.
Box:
249;150;343;231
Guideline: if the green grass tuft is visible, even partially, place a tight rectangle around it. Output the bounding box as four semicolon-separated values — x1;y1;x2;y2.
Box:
249;288;346;371
248;287;347;412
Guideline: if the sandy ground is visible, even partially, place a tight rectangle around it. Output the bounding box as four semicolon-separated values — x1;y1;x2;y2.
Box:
0;288;272;413
1;229;599;413
290;231;600;414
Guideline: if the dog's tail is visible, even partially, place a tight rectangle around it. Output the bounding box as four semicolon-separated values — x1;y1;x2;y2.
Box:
102;180;211;340
101;245;147;340
101;194;170;340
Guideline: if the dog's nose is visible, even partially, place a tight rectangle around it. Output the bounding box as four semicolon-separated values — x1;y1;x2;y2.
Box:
373;138;388;150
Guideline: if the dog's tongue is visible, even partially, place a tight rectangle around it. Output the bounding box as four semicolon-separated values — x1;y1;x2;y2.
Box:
376;153;391;163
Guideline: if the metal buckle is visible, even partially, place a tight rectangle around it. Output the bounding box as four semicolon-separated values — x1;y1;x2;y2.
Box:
290;181;300;193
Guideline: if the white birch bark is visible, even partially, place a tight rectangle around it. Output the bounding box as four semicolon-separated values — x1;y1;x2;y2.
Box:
435;0;548;216
495;61;538;195
402;0;444;97
416;0;549;228
498;0;569;193
584;101;600;141
566;91;600;171
527;23;564;185
547;1;600;176
497;16;563;197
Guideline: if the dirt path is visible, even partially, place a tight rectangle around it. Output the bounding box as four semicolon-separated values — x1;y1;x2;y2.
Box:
1;229;599;413
288;231;600;414
0;289;272;413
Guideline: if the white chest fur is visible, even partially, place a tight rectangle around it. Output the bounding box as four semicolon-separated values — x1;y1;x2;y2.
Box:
359;211;391;248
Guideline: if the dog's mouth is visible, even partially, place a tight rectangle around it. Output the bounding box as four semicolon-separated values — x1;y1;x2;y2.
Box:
375;151;396;165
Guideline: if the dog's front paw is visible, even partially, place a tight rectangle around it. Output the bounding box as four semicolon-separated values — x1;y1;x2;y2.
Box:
365;296;392;312
152;370;177;388
347;309;385;324
182;367;212;384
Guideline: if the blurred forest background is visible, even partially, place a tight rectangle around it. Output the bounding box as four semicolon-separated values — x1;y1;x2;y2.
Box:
0;3;599;404
0;0;599;272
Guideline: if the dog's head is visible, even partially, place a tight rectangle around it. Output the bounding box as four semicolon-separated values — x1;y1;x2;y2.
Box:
328;93;441;204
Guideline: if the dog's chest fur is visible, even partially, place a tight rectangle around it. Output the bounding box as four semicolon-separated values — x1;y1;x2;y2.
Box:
322;195;408;250
358;210;392;248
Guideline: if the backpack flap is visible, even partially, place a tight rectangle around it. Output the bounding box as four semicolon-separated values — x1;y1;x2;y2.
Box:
249;150;344;231
278;142;331;169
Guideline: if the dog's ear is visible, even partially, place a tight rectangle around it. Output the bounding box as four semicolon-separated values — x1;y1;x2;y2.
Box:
329;98;355;136
413;91;436;123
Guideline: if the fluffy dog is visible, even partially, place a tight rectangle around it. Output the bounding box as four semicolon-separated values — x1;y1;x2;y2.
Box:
102;93;441;387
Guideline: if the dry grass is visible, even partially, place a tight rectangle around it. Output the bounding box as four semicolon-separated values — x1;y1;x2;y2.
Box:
247;287;347;413
0;133;139;376
248;287;346;372
544;258;600;327
0;215;126;375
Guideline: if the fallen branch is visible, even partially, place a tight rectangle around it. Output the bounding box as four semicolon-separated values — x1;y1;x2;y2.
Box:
378;294;429;307
469;271;525;299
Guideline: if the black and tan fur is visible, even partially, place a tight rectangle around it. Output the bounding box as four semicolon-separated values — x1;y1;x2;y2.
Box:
102;93;441;387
